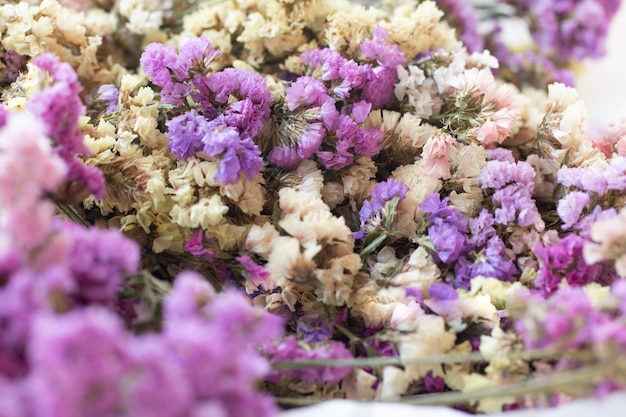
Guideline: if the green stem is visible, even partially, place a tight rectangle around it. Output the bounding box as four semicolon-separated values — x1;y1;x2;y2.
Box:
360;233;388;257
274;363;608;407
271;349;591;371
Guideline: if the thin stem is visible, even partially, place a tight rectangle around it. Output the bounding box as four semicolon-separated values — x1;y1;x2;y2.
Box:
271;349;593;371
55;202;89;227
274;363;608;407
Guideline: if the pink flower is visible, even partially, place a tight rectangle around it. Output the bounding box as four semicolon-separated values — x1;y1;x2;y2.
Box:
421;134;456;179
584;209;626;276
476;118;499;145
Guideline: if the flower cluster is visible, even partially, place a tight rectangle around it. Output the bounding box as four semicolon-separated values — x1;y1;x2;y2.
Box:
1;0;626;415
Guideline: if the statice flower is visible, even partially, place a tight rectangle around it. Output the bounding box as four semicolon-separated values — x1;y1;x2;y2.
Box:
421;133;456;179
265;335;352;384
27;308;134;417
359;27;408;107
201;68;273;139
478;150;543;230
515;287;604;350
61;222;140;306
355;178;409;239
557;191;591;230
143;38;272;184
509;0;621;63
0;111;67;253
166;109;208;159
264;76;337;168
535;233;602;296
584;208;626;277
455;237;517;290
96;84;119;114
316;102;384;170
202;123;265;184
236;254;269;289
185;230;215;262
420;193;469;264
435;0;484;52
141;36;221;105
26;53;105;198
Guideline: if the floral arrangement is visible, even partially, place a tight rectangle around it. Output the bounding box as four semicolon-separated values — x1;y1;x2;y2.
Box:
0;0;625;415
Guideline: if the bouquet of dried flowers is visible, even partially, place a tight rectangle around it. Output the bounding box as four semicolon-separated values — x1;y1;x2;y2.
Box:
0;0;625;415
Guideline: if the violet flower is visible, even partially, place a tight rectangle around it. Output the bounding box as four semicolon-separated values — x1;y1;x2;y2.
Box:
420;193;469;265
265;335;352;384
185;230;215;262
27;53;105;198
435;0;484;52
534;234;603;296
355;178;409;239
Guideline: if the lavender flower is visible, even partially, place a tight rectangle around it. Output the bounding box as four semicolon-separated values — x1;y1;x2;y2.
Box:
96;84;119;114
534;234;602;296
435;0;484;52
265;335;352;384
62;222;140;306
455;237;518;289
27;53;105;198
356;178;409;239
420;193;469;265
264;76;337;168
202;123;264;184
515;287;602;350
557;191;591;229
166;109;208;159
359;27;407;107
186;230;215;262
478;151;543;229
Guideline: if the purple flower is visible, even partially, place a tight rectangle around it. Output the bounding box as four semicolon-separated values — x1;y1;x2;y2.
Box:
201;123;264;184
478;158;536;190
62;222;140;306
467;209;496;248
534;233;601;296
300;49;346;81
515;286;602;350
429;283;459;301
334;60;370;99
166;109;208;159
28;308;132;417
185;230;215;262
27;53;105;198
266;336;352;384
140;42;181;87
359;27;407;107
420;193;468;233
356;178;408;237
360;27;407;68
96;84;119;114
455;237;518;288
236;254;269;284
267;122;325;168
557;165;607;194
429;222;466;264
297;316;333;343
557;191;590;229
435;0;484;52
285;76;329;111
177;36;221;74
202;68;273;139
